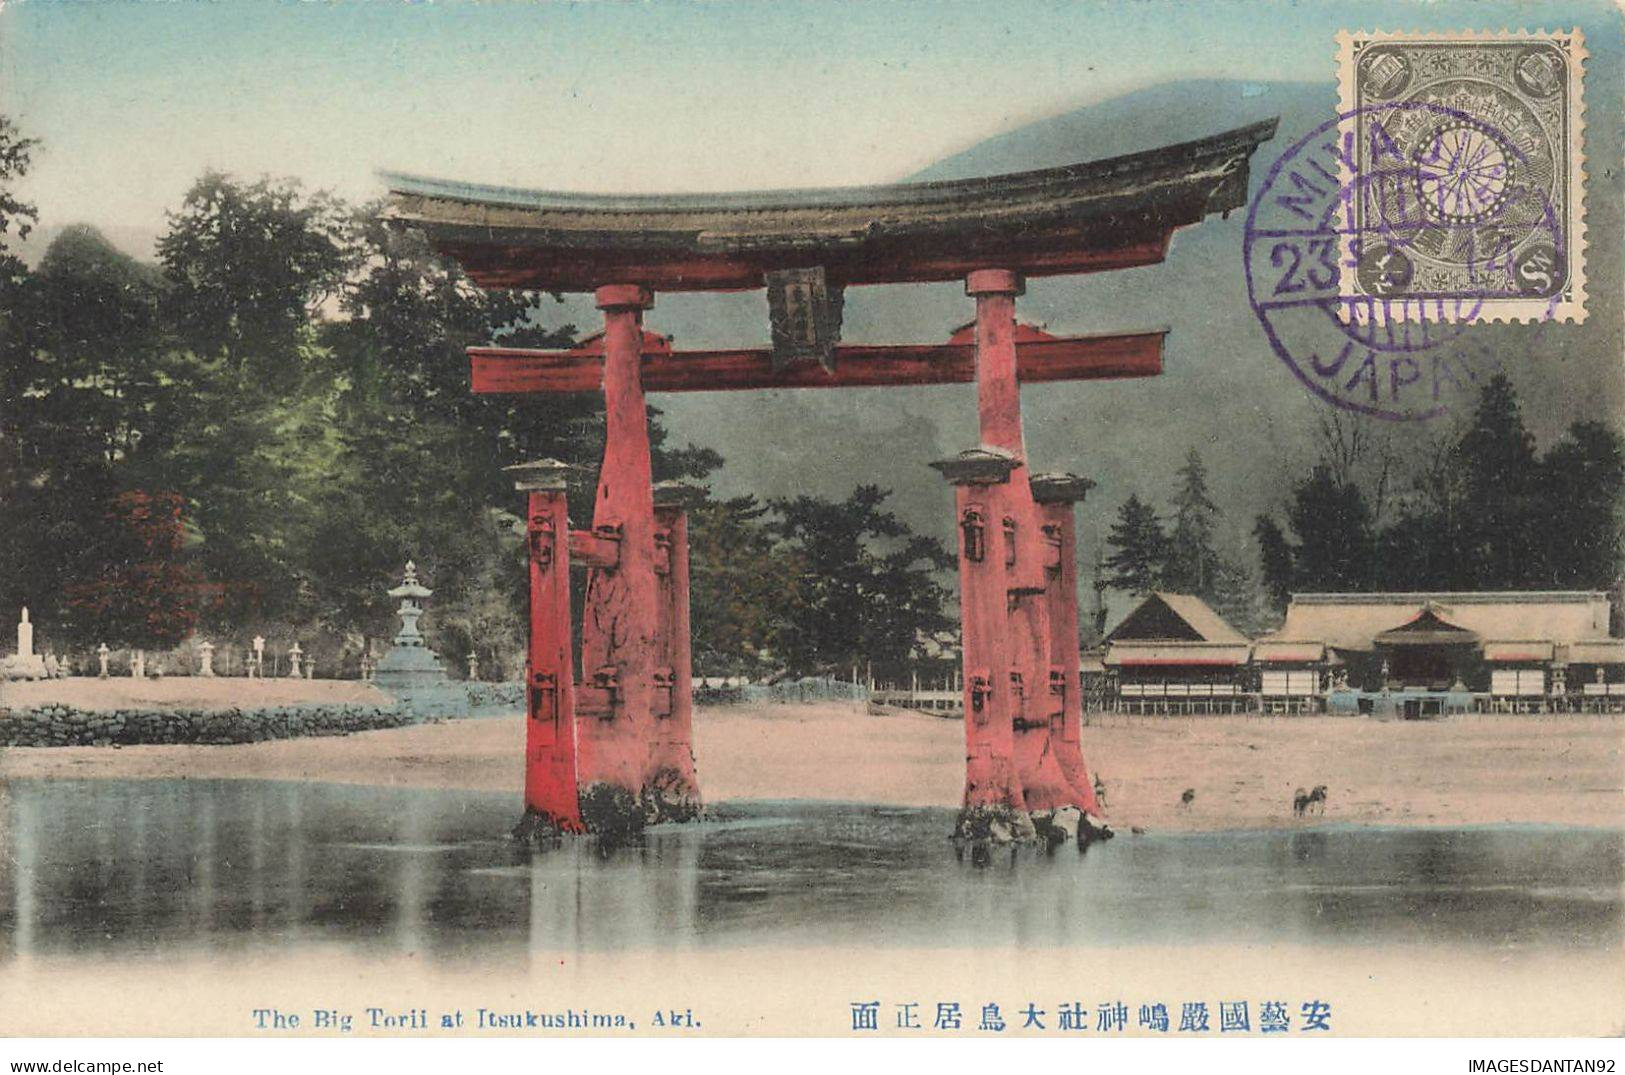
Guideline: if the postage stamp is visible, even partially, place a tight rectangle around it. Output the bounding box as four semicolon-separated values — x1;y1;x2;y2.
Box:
1334;30;1588;323
1243;99;1558;421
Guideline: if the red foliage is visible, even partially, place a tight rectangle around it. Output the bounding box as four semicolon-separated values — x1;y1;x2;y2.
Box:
63;490;220;649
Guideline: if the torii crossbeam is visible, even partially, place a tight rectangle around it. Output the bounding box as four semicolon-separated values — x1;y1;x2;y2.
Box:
383;117;1276;843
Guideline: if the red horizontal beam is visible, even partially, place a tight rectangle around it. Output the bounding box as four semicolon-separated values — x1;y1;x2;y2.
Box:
567;529;620;570
470;330;1164;395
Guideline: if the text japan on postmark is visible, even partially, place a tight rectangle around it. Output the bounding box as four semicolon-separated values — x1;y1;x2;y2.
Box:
1335;30;1587;323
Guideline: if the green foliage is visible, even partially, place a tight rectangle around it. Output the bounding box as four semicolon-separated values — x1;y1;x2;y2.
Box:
1539;421;1625;589
0;114;38;264
1164;447;1223;595
1253;514;1295;612
764;485;955;678
1102;493;1167;596
1257;375;1625;600
0;154;722;666
158;172;352;385
1285;463;1377;591
687;495;801;677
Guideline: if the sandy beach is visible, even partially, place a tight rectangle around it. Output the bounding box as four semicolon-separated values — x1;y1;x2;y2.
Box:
2;694;1619;832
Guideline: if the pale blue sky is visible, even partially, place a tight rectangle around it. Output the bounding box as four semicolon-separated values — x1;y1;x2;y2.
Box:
4;0;1615;252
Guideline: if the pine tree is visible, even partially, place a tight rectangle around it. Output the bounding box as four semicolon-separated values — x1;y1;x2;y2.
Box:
1103;494;1168;595
1253;514;1296;612
1451;373;1542;587
1210;554;1269;636
1165;447;1222;596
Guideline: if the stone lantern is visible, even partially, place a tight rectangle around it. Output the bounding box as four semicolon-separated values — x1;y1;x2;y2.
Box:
288;642;303;679
374;561;448;694
198;640;216;677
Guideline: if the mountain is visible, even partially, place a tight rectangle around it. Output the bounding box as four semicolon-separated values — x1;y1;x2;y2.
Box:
639;76;1622;622
911;78;1321;181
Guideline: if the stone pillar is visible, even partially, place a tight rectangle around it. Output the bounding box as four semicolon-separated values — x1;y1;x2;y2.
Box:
506;459;584;836
252;636;265;679
932;447;1033;843
97;643;110;679
576;284;661;835
3;608;48;679
648;479;706;822
17;607;34;659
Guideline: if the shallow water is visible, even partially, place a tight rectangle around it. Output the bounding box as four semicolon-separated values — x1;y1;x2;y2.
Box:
0;779;1617;962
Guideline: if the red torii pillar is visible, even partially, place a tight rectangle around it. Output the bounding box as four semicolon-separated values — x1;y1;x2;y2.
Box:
511;284;704;840
934;270;1104;843
507;457;584;835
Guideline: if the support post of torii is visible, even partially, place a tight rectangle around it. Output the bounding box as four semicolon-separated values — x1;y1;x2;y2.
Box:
935;269;1105;843
573;284;698;834
505;458;584;836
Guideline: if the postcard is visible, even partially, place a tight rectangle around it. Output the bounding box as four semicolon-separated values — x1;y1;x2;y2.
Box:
0;0;1620;1049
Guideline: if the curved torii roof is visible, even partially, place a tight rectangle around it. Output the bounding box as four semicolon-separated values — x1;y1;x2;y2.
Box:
380;118;1278;292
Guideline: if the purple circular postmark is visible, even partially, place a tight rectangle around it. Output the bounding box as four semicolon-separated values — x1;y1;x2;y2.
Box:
1244;102;1564;420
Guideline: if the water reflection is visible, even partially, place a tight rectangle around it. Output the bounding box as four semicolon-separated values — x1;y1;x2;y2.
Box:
0;779;1617;963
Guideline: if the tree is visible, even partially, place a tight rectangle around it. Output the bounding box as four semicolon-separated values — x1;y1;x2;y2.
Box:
1103;494;1168;595
0;115;43;617
1164;447;1222;595
1450;373;1543;587
147;173;359;625
766;485;954;678
0;113;38;268
1253;514;1295;612
1376;429;1475;591
1209;553;1270;636
1312;408;1397;528
62;490;218;650
1285;463;1376;591
158;172;352;384
1537;420;1625;590
687;495;803;676
1;226;175;627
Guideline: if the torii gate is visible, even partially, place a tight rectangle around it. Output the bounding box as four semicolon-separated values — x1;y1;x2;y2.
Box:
383;118;1275;842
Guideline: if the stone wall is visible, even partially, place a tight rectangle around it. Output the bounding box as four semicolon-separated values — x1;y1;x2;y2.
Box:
0;702;414;748
464;681;524;711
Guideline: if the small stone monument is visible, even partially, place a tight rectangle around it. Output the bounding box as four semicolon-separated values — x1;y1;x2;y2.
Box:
0;607;49;680
288;642;303;679
251;635;265;678
374;560;449;695
130;651;146;679
198;640;216;677
97;643;110;679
